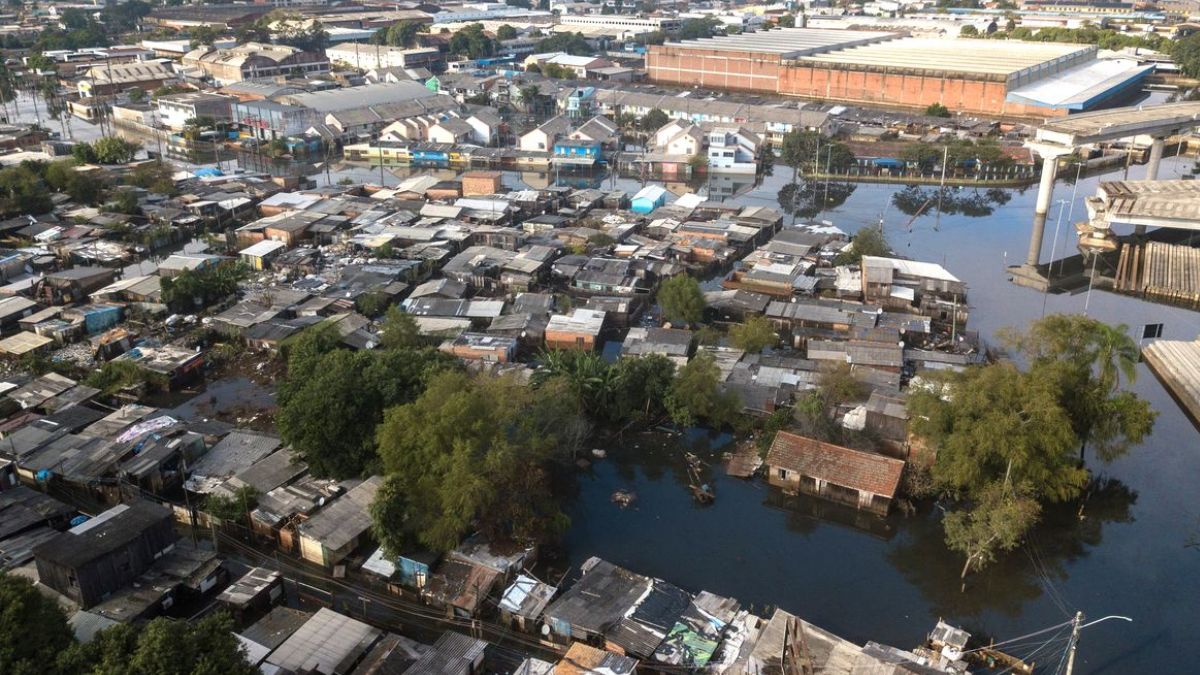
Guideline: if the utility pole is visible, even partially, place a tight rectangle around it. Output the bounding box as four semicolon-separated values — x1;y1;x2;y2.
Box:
1064;611;1083;675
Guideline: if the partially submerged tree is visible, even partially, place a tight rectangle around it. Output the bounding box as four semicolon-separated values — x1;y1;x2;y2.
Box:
944;482;1041;583
1000;314;1155;462
666;351;740;428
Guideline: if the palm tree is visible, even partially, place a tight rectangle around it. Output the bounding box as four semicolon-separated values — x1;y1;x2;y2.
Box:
1090;321;1139;391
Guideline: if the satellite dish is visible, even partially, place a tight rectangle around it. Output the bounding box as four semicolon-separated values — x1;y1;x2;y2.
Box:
541;624;551;636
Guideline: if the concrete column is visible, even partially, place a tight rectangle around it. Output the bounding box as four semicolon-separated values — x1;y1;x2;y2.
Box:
1135;137;1165;235
1146;137;1165;181
1027;154;1059;267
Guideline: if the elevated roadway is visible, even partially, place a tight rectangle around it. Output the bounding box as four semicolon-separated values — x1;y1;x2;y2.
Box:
1013;102;1200;290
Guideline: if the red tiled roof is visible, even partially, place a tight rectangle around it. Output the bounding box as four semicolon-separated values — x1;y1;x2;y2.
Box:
766;431;905;498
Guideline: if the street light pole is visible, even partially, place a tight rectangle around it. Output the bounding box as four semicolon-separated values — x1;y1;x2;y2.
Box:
1065;613;1133;675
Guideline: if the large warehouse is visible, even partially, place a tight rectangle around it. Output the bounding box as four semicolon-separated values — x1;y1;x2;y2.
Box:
647;29;1153;118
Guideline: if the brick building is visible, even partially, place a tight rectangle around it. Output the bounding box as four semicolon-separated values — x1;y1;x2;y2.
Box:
648;29;1153;118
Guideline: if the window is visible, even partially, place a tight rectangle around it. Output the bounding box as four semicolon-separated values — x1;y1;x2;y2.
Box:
777;468;788;479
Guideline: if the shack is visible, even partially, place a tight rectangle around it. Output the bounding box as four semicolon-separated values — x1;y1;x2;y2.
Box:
33;500;178;608
765;431;905;514
297;476;382;568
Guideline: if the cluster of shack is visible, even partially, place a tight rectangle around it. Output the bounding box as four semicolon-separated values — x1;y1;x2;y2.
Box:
0;147;987;673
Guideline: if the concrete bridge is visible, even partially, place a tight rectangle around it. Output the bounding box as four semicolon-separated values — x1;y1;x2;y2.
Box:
1012;102;1200;289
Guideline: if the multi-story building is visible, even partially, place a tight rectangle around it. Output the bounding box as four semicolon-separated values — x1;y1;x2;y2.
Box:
182;42;329;86
232;100;315;140
156;91;236;130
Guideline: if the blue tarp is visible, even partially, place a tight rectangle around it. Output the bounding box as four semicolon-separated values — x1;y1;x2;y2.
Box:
194;167;223;177
873;158;904;169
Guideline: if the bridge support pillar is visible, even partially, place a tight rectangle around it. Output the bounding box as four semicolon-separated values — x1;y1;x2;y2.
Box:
1026;154;1059;267
1135;137;1166;235
1146;137;1165;180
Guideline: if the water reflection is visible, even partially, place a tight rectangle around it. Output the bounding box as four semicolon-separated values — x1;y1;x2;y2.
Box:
777;180;857;220
891;185;1014;219
886;476;1136;620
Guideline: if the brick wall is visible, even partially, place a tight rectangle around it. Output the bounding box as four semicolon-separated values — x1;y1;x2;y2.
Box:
647;45;1069;119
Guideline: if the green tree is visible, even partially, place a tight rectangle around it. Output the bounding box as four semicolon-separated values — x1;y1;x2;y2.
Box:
909;362;1089;503
379;306;422;349
112;188;141;215
640;108;670;132
944;482;1041;580
496;24;518;41
85;359;166;396
959;24;979;37
235;19;272;45
780;130;855;180
204;486;258;523
677;17;721;40
535;32;592;55
833;225;892;266
778;14;796;28
58;612;256;675
611;354;676;424
666;351;739;428
448;23;496;59
92;136;139;164
188;25;218;48
533;349;617;416
127;86;146;103
688;152;707;173
72;142;98;164
925;102;951;117
1174;33;1200;79
159;264;246;313
376;20;423;47
0;163;52;215
729;315;777;353
657;274;704;326
0;573;74;675
278;329;458;479
374;371;582;552
1000;314;1155;462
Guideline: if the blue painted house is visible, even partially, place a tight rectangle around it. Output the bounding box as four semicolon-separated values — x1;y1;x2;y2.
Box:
552;139;602;167
631;185;669;214
362;546;441;589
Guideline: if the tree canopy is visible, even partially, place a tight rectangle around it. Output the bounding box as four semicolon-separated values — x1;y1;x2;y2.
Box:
278;323;459;479
666;351;740;428
833;225;892;266
0;573;74;675
536;32;591;55
373;371;582;553
780;131;855;179
160;264;246;313
657;274;704;326
448;23;496;59
58;612;256;675
374;20;423;47
999;314;1155;462
729;315;777;353
640;108;670;132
